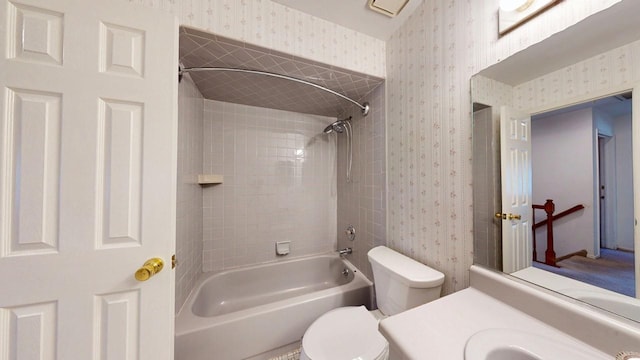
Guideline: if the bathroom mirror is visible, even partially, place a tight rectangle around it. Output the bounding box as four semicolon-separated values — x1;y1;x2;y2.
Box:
471;0;640;322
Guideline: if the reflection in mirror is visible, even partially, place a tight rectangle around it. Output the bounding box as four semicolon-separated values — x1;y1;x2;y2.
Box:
472;103;502;272
529;94;633;292
471;1;640;323
473;89;639;322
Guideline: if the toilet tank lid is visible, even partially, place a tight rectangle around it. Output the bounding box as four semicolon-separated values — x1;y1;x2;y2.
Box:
368;246;444;288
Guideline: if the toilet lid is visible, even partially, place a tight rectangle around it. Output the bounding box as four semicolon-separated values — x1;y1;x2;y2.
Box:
302;306;388;360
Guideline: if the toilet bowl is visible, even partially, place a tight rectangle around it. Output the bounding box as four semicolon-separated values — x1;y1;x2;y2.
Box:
300;306;388;360
300;246;445;360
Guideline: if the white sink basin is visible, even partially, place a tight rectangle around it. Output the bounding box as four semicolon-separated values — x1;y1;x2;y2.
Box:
464;328;609;360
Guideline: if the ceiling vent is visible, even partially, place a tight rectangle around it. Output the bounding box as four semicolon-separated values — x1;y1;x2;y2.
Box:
367;0;410;17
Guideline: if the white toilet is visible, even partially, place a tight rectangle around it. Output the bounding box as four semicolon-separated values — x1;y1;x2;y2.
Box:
300;246;445;360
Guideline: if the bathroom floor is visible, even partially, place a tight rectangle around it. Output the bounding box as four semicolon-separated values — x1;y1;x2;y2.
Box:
267;348;301;360
243;341;301;360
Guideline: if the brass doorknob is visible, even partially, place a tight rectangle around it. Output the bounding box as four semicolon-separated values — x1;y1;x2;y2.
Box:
135;258;164;281
495;213;522;220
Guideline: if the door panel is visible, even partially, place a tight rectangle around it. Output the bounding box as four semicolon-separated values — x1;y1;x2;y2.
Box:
4;88;62;256
97;99;143;248
94;290;141;360
0;0;177;358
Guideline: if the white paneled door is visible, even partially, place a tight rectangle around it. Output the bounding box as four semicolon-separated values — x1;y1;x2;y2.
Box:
500;106;533;273
0;0;178;359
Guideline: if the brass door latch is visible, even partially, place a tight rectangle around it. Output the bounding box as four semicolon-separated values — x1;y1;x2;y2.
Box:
495;212;522;220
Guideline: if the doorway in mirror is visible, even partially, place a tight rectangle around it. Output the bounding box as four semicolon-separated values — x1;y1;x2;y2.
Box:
528;93;634;297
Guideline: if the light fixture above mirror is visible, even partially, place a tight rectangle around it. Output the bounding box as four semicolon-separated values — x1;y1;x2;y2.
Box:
499;0;533;12
499;0;562;36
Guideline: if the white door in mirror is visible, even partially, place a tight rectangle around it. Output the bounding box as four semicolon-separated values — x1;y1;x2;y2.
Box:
500;106;533;273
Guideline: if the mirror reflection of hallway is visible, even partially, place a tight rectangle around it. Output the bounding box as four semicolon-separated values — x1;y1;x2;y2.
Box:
530;93;635;297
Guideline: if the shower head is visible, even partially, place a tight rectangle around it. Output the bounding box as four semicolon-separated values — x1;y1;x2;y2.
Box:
323;116;352;134
324;116;354;183
323;121;344;134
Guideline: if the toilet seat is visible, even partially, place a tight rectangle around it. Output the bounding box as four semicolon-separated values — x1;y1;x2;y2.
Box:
300;306;389;360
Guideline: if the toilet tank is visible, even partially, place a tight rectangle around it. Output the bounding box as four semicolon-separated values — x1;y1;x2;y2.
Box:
368;246;445;315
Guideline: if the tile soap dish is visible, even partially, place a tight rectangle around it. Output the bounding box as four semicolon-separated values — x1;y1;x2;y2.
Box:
276;241;290;256
198;174;223;185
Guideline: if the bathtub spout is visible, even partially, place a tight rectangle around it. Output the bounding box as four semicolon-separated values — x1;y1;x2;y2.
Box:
337;248;352;256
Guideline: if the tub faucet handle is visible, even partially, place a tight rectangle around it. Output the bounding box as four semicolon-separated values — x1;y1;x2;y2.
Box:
345;225;356;241
337;247;352;256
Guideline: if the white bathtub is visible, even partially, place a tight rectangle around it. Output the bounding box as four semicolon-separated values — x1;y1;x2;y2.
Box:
175;254;373;360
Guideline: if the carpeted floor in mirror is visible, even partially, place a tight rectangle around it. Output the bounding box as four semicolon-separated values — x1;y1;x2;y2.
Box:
533;248;635;296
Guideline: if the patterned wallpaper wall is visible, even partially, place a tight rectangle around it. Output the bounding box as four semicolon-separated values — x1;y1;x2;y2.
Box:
386;0;621;295
472;75;514;109
123;0;385;78
513;39;640;113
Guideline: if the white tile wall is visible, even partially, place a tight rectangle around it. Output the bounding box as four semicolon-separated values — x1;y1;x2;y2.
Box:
202;100;338;271
176;74;204;313
336;84;386;280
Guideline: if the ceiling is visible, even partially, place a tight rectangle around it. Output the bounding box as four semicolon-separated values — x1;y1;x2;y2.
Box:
179;27;384;117
270;0;422;40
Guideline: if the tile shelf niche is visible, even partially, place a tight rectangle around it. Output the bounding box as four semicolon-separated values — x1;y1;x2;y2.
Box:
198;174;223;185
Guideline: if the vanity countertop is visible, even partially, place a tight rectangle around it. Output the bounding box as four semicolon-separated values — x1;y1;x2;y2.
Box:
379;286;610;359
379;265;640;359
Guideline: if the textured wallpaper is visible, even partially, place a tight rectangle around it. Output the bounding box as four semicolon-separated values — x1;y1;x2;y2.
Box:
386;0;621;295
472;75;514;109
513;39;640;113
123;0;385;78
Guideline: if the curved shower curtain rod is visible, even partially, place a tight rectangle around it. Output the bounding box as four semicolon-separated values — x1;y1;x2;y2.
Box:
178;66;370;116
